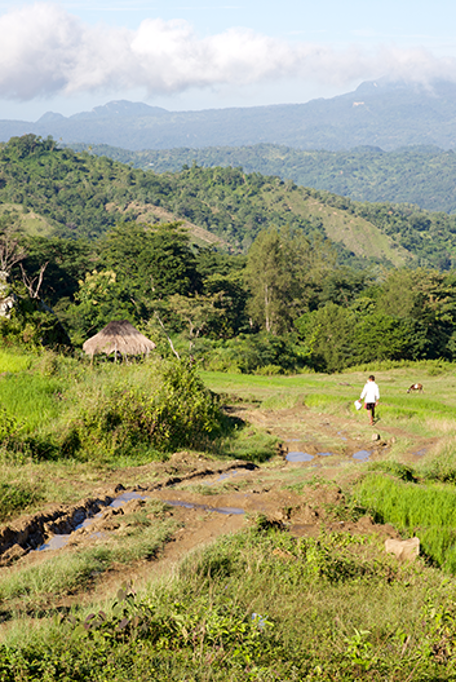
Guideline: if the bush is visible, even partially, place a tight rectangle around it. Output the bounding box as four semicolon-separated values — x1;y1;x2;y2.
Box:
61;360;225;460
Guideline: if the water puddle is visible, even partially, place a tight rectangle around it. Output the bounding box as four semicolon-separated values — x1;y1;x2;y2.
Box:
109;491;150;508
39;535;70;551
317;451;334;457
353;450;371;462
203;469;239;486
413;448;427;457
164;499;244;515
37;490;152;552
286;451;314;463
337;431;348;441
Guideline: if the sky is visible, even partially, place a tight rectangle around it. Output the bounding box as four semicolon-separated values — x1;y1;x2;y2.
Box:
1;0;456;120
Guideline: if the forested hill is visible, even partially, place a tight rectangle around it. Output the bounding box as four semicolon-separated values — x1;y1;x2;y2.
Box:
2;134;456;269
71;143;456;215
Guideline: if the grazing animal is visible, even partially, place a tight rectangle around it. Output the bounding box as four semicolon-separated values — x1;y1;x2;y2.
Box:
407;383;423;393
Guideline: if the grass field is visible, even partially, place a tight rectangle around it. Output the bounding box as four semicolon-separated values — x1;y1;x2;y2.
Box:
1;352;456;679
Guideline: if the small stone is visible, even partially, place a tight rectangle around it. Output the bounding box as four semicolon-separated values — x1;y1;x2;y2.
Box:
385;537;420;562
372;433;381;441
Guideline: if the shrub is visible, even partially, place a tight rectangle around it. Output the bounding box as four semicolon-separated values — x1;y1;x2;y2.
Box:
62;360;224;460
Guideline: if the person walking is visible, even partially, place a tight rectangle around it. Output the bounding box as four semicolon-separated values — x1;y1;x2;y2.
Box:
360;375;380;426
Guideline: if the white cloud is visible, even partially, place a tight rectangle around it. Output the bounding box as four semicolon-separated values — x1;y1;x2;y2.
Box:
0;2;455;101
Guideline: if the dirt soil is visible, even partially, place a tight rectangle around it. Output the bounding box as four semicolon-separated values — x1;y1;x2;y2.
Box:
0;399;432;627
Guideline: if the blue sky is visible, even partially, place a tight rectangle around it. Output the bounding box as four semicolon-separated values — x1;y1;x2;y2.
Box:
0;0;455;120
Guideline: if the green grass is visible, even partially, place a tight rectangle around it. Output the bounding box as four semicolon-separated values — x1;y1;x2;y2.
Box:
217;425;278;462
0;372;63;432
354;473;456;572
4;527;456;680
202;366;456;433
0;354;228;463
0;349;32;373
0;480;42;521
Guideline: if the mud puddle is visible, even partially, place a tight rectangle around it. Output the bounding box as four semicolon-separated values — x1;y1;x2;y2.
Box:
353;450;371;462
37;491;152;552
0;461;257;566
286;451;314;462
36;491;245;553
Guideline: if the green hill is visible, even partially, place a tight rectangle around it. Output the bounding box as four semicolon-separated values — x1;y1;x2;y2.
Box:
71;142;456;215
2;134;456;269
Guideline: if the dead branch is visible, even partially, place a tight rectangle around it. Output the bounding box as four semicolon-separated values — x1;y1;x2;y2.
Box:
20;261;48;299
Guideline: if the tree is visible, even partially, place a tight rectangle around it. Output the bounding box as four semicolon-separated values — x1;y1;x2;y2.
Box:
244;227;294;334
168;293;222;354
244;226;337;334
298;303;356;372
99;222;201;299
0;226;26;275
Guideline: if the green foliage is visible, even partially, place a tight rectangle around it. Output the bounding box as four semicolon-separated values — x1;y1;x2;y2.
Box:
7;135;456;370
62;360;224;460
102;142;456;216
99;221;201;298
245;226;337;334
202;332;308;374
0;352;229;463
297;303;356;372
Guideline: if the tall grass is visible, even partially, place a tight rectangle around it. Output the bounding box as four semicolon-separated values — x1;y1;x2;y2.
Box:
0;372;63;431
0;348;32;373
354;473;456;572
0;355;228;463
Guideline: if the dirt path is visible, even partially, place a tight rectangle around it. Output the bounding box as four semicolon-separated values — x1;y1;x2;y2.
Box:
0;399;430;631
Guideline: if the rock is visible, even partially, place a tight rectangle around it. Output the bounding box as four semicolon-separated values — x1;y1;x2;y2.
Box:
372;433;381;441
385;537;420;562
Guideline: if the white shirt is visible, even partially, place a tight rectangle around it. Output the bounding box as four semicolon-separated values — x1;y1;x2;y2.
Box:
360;381;380;403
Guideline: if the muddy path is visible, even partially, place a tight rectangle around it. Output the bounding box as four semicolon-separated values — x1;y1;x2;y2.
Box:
0;398;431;630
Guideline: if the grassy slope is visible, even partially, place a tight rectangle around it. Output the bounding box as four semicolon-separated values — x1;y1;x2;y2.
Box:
72;142;456;213
6;177;407;264
261;187;410;267
116;200;227;249
0;203;55;237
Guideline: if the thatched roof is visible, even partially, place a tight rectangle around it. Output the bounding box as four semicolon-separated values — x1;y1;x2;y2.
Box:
83;320;156;357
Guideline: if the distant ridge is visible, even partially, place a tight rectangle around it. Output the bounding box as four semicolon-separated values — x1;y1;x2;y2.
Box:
3;79;456;151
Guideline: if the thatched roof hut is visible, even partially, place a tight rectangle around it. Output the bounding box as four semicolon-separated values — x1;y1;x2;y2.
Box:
83;320;156;358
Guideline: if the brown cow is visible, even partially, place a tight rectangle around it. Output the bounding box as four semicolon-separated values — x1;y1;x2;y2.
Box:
407;383;423;393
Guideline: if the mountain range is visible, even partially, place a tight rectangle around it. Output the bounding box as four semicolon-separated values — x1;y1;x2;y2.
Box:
2;79;456;151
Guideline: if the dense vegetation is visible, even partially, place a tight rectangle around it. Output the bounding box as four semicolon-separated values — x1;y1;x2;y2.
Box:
4;134;456;269
3;134;456;372
5;128;456;681
0;352;248;464
75;142;456;214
